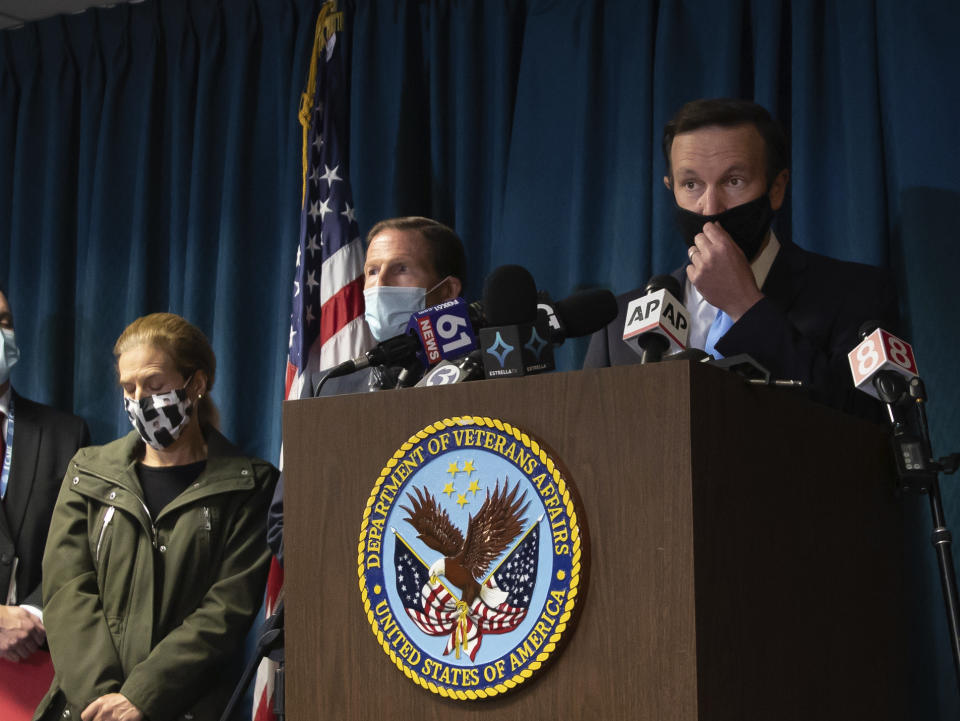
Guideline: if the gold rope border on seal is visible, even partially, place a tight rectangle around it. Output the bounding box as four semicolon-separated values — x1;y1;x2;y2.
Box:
357;416;583;700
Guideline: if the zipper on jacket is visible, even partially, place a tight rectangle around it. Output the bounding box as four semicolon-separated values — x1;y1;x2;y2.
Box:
140;499;158;548
76;465;158;548
202;506;212;531
96;506;116;561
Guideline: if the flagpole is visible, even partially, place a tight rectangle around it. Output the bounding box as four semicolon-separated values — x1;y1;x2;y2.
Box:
392;528;459;598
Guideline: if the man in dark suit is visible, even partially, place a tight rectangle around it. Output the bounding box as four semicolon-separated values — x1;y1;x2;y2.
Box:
0;287;89;662
267;216;467;564
258;217;466;718
584;98;897;416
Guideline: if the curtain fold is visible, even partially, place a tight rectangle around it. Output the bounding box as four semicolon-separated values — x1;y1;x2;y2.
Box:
1;0;320;450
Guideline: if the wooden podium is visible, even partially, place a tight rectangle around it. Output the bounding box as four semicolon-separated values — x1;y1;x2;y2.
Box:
282;361;905;720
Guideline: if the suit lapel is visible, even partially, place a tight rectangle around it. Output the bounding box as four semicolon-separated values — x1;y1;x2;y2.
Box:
0;491;11;550
761;240;808;312
4;392;42;542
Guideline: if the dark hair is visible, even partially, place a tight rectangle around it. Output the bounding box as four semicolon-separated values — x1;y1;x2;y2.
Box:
0;283;11;329
662;98;789;186
114;313;219;428
365;216;467;295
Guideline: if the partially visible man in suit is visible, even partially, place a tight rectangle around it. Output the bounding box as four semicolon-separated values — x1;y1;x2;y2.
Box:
0;286;89;662
267;216;466;565
584;98;898;416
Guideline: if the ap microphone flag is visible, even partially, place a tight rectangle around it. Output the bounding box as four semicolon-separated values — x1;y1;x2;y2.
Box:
848;327;919;399
622;284;690;359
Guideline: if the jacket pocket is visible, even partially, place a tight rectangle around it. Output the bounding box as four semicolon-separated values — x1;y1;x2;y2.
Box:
33;687;76;721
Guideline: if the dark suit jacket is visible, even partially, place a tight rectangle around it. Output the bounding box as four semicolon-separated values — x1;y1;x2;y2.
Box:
267;366;397;565
0;392;89;608
583;239;899;417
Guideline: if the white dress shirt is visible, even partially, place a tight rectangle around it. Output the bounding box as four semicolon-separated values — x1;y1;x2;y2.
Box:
0;384;10;439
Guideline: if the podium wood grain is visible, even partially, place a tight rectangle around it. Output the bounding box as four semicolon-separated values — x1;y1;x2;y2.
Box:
283;361;904;720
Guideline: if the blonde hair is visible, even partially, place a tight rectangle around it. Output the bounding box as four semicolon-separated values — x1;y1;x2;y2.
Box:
114;313;219;428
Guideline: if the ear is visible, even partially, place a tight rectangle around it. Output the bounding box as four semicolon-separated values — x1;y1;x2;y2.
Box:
190;370;208;399
437;276;462;303
663;175;672;191
768;168;790;211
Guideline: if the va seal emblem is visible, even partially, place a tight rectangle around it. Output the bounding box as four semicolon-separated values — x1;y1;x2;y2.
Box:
358;416;587;699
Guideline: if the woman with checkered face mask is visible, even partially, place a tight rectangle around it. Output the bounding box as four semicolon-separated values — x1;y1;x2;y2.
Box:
34;313;278;721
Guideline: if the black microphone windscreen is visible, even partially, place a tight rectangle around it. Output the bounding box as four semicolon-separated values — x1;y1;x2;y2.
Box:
482;265;538;325
858;319;881;340
643;274;682;298
554;289;618;338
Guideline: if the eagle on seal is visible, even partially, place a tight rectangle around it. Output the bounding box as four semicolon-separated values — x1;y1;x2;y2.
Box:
401;478;530;607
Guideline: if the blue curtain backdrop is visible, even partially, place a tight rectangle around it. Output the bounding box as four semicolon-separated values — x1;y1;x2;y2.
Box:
1;0;958;717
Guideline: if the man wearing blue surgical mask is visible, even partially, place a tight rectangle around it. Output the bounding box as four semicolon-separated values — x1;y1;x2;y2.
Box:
362;217;465;343
268;217;467;569
0;287;88;672
584;98;899;417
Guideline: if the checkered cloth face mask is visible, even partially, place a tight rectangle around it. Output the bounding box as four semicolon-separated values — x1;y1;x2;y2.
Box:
123;386;194;450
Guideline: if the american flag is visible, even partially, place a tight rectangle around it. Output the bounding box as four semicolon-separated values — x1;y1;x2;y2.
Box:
284;2;371;402
253;3;370;720
395;526;538;662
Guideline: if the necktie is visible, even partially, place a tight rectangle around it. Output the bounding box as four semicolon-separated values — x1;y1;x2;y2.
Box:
703;310;734;359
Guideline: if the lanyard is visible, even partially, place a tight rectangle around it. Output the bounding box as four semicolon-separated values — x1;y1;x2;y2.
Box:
0;394;14;500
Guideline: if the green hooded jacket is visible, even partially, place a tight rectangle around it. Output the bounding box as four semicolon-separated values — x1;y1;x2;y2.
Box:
33;427;278;721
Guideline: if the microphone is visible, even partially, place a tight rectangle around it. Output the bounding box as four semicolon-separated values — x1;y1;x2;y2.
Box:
416;267;545;386
848;321;919;402
538;288;618;344
848;322;943;491
405;297;478;367
622;275;690;363
478;265;547;377
415;349;485;387
419;273;620;387
321;334;419;387
483;265;539;325
318;298;479;393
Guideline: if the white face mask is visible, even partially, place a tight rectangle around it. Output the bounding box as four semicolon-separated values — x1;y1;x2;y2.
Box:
123;379;194;451
0;328;20;385
363;277;450;342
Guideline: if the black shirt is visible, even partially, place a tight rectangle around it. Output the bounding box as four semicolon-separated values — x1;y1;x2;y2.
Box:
137;460;207;518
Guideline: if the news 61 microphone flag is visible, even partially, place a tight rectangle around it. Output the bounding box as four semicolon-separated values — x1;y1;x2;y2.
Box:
254;3;372;720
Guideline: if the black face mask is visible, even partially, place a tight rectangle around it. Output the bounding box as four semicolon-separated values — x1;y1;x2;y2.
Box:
674;193;775;261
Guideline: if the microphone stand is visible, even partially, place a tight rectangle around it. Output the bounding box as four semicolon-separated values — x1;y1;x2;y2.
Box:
313;367;340;396
635;335;669;364
877;372;960;692
394;359;425;389
219;601;285;721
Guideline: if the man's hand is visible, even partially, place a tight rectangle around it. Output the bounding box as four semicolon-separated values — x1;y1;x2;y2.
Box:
686;221;764;321
0;604;46;661
81;694;144;721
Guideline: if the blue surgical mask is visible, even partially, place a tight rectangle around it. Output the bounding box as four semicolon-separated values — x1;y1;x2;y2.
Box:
363;277;450;342
363;286;427;341
0;328;20;385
